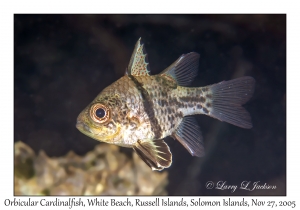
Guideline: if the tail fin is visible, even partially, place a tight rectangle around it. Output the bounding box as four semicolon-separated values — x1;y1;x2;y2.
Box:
208;76;255;129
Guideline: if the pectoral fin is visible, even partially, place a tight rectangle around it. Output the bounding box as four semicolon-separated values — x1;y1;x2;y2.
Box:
173;116;205;157
133;139;172;171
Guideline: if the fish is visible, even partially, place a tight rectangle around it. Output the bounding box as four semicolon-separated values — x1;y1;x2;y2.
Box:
76;38;255;171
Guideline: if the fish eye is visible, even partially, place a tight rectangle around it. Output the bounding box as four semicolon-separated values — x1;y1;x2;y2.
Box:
96;108;105;118
90;103;110;124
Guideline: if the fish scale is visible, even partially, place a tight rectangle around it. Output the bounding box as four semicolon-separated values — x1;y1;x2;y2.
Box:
135;75;214;139
135;75;179;139
76;38;255;171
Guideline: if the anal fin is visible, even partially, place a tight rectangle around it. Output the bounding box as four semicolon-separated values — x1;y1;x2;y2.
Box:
173;116;205;157
133;139;172;171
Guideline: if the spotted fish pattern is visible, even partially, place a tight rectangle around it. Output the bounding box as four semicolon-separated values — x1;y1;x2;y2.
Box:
76;38;255;171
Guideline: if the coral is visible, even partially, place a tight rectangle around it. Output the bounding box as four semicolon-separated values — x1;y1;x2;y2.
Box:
14;141;168;195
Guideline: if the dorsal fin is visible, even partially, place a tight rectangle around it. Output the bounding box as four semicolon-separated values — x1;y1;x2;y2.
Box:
126;38;151;76
160;52;199;86
173;116;205;157
133;139;172;171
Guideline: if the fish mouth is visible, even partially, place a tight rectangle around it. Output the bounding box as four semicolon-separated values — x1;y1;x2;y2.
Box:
76;121;93;134
76;120;121;141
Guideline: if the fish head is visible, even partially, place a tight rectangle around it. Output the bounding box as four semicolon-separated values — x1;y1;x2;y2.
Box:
76;76;147;145
76;91;127;144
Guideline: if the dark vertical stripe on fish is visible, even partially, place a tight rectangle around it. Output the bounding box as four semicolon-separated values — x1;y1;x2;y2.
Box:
128;75;162;139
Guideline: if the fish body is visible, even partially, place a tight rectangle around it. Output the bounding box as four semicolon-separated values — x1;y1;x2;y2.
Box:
76;38;255;171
